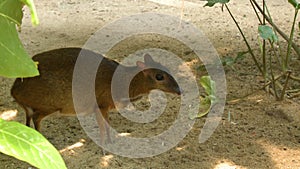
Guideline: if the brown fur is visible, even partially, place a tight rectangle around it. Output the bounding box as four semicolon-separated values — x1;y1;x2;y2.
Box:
11;48;181;143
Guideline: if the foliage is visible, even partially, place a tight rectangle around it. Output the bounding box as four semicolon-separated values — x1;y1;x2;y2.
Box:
204;0;229;7
0;0;39;78
199;51;247;71
0;119;67;169
190;76;217;119
204;0;300;100
258;25;278;43
0;0;66;168
289;0;300;9
221;51;247;70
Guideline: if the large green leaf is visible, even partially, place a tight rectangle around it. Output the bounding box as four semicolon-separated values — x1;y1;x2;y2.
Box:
204;0;230;7
0;119;67;169
0;0;23;25
0;0;39;78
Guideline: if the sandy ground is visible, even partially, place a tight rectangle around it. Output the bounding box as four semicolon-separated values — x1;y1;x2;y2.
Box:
1;0;300;168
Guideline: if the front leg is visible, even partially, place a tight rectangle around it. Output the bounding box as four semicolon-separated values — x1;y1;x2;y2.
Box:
95;107;111;145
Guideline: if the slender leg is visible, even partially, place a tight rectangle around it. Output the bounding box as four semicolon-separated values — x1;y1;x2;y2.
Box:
25;111;32;127
32;112;47;131
95;108;107;145
102;110;111;143
95;107;112;143
22;106;33;128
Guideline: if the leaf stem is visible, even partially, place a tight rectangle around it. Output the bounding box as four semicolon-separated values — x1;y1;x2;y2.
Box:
0;13;21;26
280;71;292;100
285;8;299;70
224;4;263;75
270;43;279;100
262;0;266;78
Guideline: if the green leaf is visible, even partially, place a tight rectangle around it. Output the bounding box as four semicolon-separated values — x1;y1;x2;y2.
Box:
204;0;230;7
199;51;247;71
200;76;216;97
190;76;217;119
190;97;211;119
258;25;278;43
222;56;235;66
235;51;248;61
0;119;67;169
0;0;23;25
0;17;39;78
0;0;39;25
0;0;39;78
288;0;300;9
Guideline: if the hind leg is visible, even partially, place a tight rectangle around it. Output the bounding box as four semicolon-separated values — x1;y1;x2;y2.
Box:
21;106;45;131
20;105;34;128
102;111;111;143
32;112;47;131
95;107;111;144
96;109;106;145
25;111;31;127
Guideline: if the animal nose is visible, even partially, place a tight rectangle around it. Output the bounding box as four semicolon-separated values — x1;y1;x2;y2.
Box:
174;86;182;95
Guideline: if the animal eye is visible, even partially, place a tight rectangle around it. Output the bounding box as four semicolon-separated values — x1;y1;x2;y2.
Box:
155;73;164;81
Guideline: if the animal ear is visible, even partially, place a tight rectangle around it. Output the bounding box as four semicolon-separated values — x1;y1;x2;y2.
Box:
136;61;146;69
144;53;154;64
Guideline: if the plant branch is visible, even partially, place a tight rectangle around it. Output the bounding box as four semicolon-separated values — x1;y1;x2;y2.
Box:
290;75;300;82
250;0;262;24
280;71;292;100
224;4;263;75
262;0;266;78
288;92;300;99
285;8;299;69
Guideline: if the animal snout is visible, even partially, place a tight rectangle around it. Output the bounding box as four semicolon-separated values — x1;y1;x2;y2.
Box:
174;86;182;95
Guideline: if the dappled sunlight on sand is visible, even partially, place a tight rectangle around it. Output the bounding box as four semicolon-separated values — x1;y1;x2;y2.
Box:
60;139;85;154
214;159;246;169
0;109;18;120
100;154;114;168
257;139;300;168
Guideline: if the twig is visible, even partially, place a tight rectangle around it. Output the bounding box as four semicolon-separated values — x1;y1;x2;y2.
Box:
280;70;292;100
288;92;300;99
262;0;267;76
250;0;262;23
261;72;285;89
290;75;300;82
275;81;284;90
285;8;299;69
270;44;279;99
286;89;300;93
250;1;282;69
262;0;267;78
224;4;263;75
227;73;284;103
264;2;284;69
